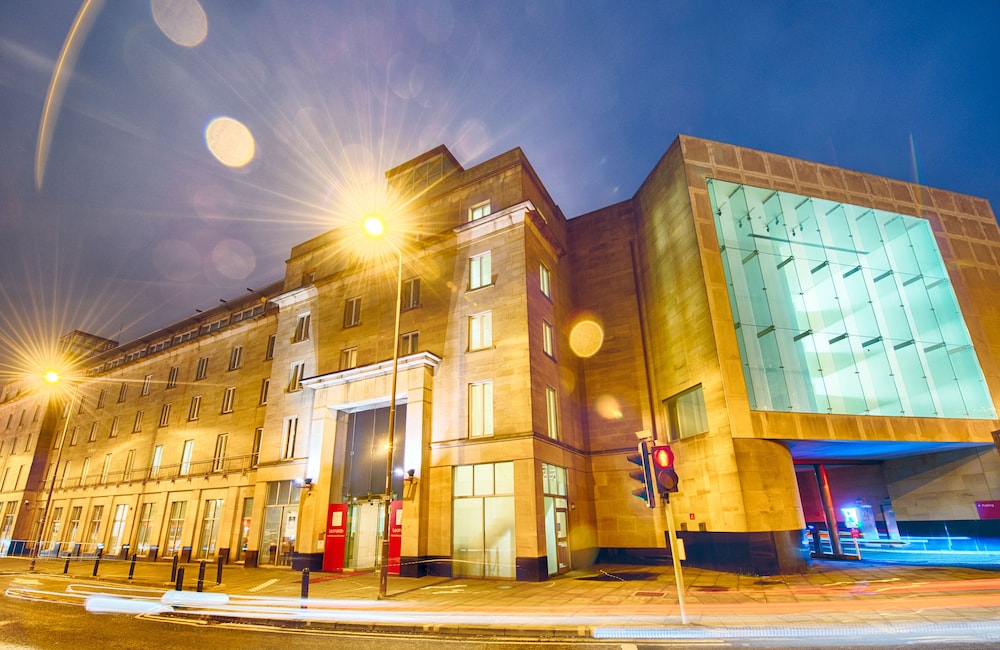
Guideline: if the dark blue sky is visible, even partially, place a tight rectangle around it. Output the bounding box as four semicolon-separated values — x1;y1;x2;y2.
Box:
1;0;998;377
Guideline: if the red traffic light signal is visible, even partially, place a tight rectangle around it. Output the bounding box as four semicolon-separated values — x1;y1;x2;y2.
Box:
650;444;679;495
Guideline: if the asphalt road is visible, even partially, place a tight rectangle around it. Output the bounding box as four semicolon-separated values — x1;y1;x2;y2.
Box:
2;572;998;649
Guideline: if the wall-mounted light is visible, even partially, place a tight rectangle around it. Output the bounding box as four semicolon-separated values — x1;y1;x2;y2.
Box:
405;469;417;483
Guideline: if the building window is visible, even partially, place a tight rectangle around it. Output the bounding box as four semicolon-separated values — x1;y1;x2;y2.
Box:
281;417;298;459
293;313;311;343
664;385;709;440
77;398;86;414
344;297;361;328
213;434;228;472
221;387;236;414
95;389;106;409
87;505;104;545
159;404;171;427
141;375;152;396
469;251;492;290
69;426;79;446
401;331;419;355
124;449;136;481
166;501;187;555
167;366;179;389
132;410;143;433
117;383;128;403
136;503;155;554
545;385;559;440
109;416;119;438
196;357;209;380
288;361;305;392
188;395;201;421
542;320;554;357
259;378;270;405
198;499;225;559
469;200;491;222
265;334;276;360
468;380;494;438
340;347;358;370
452;461;514;578
252;428;263;467
101;454;112;484
403;277;421;309
180;440;194;476
539;262;551;298
151;445;163;478
88;422;98;442
229;346;243;370
469;311;493;351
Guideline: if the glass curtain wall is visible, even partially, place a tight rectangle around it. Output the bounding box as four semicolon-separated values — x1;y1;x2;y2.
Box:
708;178;996;418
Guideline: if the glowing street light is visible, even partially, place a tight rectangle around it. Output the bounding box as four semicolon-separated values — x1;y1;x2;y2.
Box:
363;214;403;600
29;370;77;571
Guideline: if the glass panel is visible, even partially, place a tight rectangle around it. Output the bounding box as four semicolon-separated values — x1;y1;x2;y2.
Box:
454;465;473;497
473;463;494;496
483;496;515;578
452;498;483;578
494;462;514;494
708;178;996;419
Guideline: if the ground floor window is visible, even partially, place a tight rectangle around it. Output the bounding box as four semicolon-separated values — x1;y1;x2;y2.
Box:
542;464;570;576
198;499;224;559
236;498;253;561
136;503;155;554
166;501;187;555
261;480;298;566
453;461;515;578
108;504;129;555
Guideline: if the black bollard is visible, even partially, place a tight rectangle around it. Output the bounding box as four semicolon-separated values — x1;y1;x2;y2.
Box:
300;568;309;609
63;558;70;574
197;560;206;592
92;555;100;577
128;554;137;580
175;566;185;592
170;555;179;581
216;556;223;584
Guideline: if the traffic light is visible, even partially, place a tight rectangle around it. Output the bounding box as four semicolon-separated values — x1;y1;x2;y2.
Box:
650;444;679;495
627;440;655;508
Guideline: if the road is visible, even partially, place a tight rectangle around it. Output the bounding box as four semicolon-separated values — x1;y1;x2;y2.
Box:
2;572;999;649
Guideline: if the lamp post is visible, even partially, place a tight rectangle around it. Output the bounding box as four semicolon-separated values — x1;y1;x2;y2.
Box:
364;215;404;600
29;371;76;572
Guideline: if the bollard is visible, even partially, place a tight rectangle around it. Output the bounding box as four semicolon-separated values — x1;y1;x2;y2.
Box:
216;556;223;584
175;566;185;592
128;554;137;580
197;560;206;593
170;555;179;582
92;555;100;577
63;558;70;574
300;568;309;609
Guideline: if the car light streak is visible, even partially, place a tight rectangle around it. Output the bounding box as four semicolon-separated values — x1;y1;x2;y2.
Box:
85;595;171;615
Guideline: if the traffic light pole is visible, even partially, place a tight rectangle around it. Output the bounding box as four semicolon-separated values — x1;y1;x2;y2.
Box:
661;494;687;624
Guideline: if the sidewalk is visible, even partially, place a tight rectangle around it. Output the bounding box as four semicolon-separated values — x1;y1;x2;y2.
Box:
4;554;1000;640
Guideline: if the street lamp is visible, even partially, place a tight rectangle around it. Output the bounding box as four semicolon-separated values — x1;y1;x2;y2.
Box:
363;214;403;600
29;371;77;571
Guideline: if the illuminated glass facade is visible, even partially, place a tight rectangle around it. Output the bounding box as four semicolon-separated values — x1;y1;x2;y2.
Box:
708;178;996;419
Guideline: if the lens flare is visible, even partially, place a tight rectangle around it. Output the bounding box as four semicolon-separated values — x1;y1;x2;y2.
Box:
205;116;256;168
569;316;605;358
151;0;208;47
594;394;623;420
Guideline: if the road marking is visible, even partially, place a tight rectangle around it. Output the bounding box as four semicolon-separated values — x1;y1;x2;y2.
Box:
10;578;41;586
248;578;279;593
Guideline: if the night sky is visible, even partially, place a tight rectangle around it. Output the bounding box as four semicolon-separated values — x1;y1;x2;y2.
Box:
2;0;998;379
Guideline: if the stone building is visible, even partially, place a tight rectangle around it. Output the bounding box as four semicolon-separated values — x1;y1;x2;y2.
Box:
2;135;998;578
